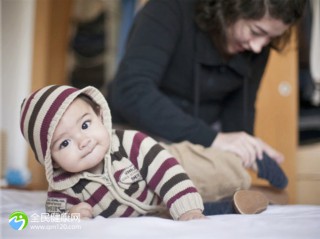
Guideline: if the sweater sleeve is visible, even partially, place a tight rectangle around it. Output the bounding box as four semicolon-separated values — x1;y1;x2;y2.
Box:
46;189;82;214
110;0;216;147
124;130;204;220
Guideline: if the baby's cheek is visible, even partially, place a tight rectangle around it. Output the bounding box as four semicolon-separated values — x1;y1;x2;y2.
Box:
52;150;72;171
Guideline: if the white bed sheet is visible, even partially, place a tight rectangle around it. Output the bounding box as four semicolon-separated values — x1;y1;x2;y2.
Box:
1;189;320;239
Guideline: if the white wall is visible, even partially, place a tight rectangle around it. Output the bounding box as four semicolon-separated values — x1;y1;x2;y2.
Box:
1;0;35;172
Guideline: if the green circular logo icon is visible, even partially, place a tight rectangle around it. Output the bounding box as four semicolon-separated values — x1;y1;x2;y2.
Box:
9;211;28;230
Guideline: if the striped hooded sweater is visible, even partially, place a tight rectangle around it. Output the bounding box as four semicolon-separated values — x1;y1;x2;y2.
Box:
20;85;204;220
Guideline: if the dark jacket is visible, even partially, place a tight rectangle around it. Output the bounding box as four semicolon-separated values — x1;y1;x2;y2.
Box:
110;0;270;147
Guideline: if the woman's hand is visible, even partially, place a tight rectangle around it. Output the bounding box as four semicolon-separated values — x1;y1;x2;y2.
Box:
69;202;93;219
212;132;284;168
178;209;207;221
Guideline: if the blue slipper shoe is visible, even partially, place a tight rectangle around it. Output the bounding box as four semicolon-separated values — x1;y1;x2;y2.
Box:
256;153;288;190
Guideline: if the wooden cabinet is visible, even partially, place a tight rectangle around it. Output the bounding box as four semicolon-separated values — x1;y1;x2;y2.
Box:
296;143;320;204
255;35;298;203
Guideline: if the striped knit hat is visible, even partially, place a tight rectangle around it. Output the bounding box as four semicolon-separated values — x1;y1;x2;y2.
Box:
20;85;112;189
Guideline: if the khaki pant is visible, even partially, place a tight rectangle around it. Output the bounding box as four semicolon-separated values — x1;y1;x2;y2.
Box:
161;141;251;202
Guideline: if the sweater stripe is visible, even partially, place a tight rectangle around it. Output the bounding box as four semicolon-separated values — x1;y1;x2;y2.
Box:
120;206;134;217
167;187;198;208
140;143;162;179
100;200;121;218
124;183;139;196
40;87;77;157
86;185;109;206
148;157;178;191
114;169;123;182
129;132;147;168
159;173;189;199
27;85;59;161
72;179;91;194
136;187;148;202
111;130;128;160
20;89;39;136
115;130;128;158
111;151;125;162
53;171;73;182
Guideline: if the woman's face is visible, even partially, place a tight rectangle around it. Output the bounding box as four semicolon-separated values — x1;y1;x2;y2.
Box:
226;15;290;54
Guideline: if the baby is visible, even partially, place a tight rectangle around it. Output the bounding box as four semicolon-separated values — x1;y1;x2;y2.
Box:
20;85;205;220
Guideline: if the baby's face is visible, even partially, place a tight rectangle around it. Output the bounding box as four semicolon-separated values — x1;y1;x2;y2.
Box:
50;98;110;173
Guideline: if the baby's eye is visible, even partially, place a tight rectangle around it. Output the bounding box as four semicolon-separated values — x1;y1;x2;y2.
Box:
250;28;265;37
82;120;91;130
251;29;261;36
59;139;70;149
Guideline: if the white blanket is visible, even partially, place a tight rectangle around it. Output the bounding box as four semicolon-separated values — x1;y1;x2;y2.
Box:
1;189;320;239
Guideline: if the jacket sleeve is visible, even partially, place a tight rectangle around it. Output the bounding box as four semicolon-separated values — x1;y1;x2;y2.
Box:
123;130;204;220
110;0;216;146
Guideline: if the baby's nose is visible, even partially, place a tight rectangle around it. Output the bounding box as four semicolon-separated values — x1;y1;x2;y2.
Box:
80;138;92;149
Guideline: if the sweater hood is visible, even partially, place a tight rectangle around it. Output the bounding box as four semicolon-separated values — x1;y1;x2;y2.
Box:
20;85;112;190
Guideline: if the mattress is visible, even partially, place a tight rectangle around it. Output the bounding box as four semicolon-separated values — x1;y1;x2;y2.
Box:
1;189;320;239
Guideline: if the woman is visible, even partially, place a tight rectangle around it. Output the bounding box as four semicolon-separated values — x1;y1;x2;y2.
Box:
109;0;306;169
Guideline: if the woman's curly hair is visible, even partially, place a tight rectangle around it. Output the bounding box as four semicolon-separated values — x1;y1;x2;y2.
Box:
195;0;307;56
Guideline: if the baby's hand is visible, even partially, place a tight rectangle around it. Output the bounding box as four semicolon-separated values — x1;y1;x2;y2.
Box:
69;202;93;219
178;209;206;221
